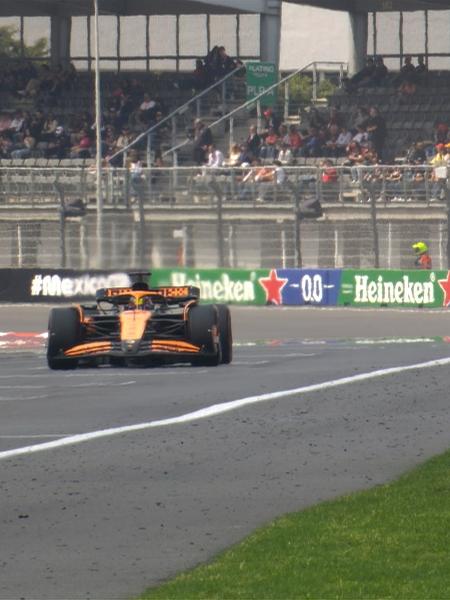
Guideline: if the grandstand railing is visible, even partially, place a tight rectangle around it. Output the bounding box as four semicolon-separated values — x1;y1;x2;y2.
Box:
108;64;246;166
0;164;448;270
163;60;348;163
0;164;448;208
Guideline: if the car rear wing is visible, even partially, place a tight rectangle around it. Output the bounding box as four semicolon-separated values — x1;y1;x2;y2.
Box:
96;286;200;304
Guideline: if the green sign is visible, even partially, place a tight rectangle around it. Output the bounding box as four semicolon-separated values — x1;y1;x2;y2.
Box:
338;269;450;308
246;61;278;107
150;268;269;305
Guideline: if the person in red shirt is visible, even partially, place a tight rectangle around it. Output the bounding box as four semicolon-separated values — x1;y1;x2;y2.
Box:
412;241;432;269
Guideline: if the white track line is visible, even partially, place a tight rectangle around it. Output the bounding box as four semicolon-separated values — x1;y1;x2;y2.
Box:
1;356;449;462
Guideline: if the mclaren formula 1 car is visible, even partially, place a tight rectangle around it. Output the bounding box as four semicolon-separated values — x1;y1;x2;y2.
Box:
47;274;232;369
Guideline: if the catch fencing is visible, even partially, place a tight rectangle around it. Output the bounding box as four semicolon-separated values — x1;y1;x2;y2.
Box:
0;164;449;270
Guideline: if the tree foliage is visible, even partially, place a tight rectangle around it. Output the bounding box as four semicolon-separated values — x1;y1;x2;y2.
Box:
0;25;48;59
287;74;337;104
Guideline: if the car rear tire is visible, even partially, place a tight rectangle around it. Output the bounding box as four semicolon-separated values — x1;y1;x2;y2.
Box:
216;304;232;364
187;304;220;366
47;307;81;370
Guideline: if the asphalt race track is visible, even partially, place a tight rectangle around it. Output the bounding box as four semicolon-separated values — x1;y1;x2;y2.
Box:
1;306;450;600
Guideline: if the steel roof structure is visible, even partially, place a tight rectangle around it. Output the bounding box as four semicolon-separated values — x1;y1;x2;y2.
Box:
2;0;450;17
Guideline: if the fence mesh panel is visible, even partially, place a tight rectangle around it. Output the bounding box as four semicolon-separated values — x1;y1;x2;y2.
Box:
0;165;448;270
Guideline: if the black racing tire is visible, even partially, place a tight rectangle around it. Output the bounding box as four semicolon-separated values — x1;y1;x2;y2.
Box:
187;304;220;366
216;304;232;364
47;307;81;370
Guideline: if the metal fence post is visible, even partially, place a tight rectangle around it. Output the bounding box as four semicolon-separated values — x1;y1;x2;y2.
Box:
229;116;234;151
222;79;227;116
294;192;303;268
54;182;66;267
284;81;289;121
446;177;450;268
256;99;262;133
171;115;177;149
369;180;380;268
312;62;318;103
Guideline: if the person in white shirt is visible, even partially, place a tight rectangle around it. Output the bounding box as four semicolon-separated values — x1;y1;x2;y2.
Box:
206;144;224;168
352;126;369;147
277;143;294;165
336;128;353;155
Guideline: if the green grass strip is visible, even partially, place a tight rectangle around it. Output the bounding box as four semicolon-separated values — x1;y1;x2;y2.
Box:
140;450;450;599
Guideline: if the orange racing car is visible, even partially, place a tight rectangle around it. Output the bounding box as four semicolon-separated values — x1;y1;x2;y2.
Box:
47;273;232;369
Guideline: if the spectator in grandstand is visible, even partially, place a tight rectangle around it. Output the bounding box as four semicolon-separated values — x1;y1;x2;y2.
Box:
217;46;238;78
128;150;145;202
260;128;279;162
370;56;389;86
327;106;345;130
28;110;45;141
139;93;158;126
204;46;237;82
351;105;370;130
352;124;369;147
320;159;338;183
300;127;325;157
70;129;92;158
430;143;448;201
192;119;213;165
204;46;221;83
0;135;13;158
324;123;341;158
237;143;253;166
406;141;427;164
62;62;78;89
252;160;286;201
17;70;41;98
262;108;281;135
398;55;416;84
308;107;327;130
4;110;25;141
278;142;294;165
206;143;224;168
10;128;36;159
45;126;70;159
345;141;365;178
335;127;352;156
101;125;118;159
366;106;386;160
286;124;303;156
116;94;134;130
433;120;448;144
0;113;12;134
191;59;209;90
40;112;59;141
176;59;209;92
415;55;428;84
343;57;375;92
246;124;261;160
150;112;168;164
111;126;135;166
224;143;242;167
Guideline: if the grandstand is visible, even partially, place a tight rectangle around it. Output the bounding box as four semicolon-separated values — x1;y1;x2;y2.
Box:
0;0;449;270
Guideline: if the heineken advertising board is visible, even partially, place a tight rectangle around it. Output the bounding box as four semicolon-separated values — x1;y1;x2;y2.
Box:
338;269;450;308
149;268;343;306
150;269;268;305
246;61;278;107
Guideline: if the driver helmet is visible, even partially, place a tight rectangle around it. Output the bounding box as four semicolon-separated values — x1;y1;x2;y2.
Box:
412;241;428;255
126;297;137;310
141;296;153;310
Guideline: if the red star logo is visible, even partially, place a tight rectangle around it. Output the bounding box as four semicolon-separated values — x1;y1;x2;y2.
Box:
438;271;450;307
258;269;288;305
